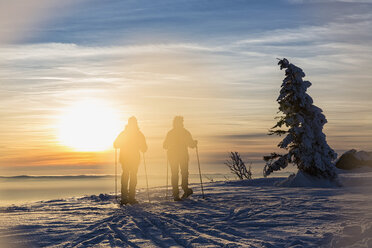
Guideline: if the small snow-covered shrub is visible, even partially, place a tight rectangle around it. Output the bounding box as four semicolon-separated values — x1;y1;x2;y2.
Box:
225;152;252;180
263;58;337;180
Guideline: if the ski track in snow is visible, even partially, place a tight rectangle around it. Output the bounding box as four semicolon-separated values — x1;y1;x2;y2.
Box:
1;173;372;248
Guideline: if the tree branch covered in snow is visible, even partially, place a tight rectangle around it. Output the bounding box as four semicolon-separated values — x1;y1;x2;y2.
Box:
225;152;252;180
263;58;337;180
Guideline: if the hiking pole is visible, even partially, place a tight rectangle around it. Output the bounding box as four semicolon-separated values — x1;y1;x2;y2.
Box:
165;154;169;200
143;152;151;203
115;148;118;204
196;146;205;199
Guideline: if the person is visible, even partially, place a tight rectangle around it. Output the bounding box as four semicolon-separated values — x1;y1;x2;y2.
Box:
114;116;147;205
163;116;197;201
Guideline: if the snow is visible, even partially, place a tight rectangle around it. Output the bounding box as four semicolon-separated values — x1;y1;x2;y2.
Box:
277;171;341;188
1;172;372;247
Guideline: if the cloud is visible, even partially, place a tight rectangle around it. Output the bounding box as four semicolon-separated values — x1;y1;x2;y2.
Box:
0;0;79;44
288;0;372;3
214;133;267;140
235;19;372;47
0;0;371;172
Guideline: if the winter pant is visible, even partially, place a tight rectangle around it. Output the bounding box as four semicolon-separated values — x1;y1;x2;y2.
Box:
169;157;189;197
121;163;139;201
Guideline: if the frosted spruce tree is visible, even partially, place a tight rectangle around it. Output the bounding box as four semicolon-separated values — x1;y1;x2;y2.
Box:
263;58;337;180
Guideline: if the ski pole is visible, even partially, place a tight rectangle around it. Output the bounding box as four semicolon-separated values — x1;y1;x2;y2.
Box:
196;146;205;199
166;154;169;200
115;148;118;204
143;152;151;203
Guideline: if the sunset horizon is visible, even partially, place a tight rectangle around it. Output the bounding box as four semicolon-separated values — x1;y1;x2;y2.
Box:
1;1;372;247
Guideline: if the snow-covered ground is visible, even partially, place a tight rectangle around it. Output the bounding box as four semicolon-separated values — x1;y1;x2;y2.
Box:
1;171;372;248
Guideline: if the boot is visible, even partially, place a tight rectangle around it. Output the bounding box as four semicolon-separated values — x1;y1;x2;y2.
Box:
128;197;139;205
128;187;138;205
173;196;182;202
120;198;129;205
173;192;182;201
121;191;129;205
181;188;193;199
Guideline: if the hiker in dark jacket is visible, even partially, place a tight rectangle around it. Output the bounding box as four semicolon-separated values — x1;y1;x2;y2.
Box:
114;116;147;205
163;116;197;201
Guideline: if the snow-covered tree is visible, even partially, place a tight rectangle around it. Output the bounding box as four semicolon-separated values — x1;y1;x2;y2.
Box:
263;58;337;180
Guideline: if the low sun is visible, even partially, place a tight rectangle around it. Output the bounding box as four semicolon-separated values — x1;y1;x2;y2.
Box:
58;99;121;152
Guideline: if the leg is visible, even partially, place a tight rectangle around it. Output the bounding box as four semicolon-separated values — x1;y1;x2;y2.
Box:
169;160;180;198
180;156;190;192
128;163;139;202
121;165;129;203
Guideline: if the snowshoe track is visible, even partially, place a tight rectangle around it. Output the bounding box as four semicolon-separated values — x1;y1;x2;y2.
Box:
2;177;372;247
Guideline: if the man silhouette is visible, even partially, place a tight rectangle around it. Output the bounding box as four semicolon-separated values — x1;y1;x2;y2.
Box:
114;116;147;205
163;116;197;201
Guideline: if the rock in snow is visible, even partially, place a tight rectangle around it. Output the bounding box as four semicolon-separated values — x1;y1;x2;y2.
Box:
336;149;372;170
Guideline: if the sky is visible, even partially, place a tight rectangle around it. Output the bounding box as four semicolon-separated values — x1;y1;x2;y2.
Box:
0;0;371;176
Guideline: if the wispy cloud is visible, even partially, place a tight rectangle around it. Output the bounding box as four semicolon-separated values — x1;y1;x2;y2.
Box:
0;0;79;44
288;0;372;3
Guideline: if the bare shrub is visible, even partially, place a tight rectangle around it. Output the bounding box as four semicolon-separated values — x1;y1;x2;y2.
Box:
225;152;252;180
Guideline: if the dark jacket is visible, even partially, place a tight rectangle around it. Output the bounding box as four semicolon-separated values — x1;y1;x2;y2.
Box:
114;127;147;165
163;127;196;161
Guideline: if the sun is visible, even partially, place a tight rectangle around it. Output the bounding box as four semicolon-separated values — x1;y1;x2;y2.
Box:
58;99;121;152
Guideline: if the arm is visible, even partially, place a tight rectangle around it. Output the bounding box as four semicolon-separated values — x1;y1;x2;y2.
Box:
140;132;148;153
113;132;123;149
186;130;197;148
163;132;170;150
